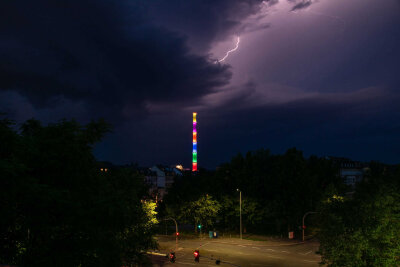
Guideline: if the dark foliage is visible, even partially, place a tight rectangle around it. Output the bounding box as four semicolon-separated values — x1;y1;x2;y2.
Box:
164;148;344;235
0;118;156;266
318;163;400;266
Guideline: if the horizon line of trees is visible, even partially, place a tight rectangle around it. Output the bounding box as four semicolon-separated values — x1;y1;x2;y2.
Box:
161;148;346;234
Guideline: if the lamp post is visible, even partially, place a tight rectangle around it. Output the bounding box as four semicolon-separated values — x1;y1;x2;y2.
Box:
236;189;242;240
302;211;317;242
161;217;179;249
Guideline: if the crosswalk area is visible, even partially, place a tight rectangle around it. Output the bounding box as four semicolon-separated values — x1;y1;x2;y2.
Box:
152;237;321;266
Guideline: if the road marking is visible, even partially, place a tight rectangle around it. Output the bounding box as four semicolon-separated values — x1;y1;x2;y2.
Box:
196;242;210;250
252;246;260;249
147;251;167;256
300;250;313;255
265;254;283;259
175;262;196;266
281;250;289;253
303;259;319;263
265;248;275;251
238;245;247;247
176;259;215;266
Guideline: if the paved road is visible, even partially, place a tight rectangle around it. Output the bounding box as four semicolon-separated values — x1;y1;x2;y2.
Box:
151;236;321;267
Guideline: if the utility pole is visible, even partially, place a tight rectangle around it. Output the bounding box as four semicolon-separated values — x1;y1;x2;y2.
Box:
302;211;317;242
237;189;242;240
161;217;179;250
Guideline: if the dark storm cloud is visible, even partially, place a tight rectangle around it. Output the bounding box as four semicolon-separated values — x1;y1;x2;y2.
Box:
290;0;314;11
93;84;400;168
2;0;400;168
0;0;237;121
239;22;271;34
198;87;400;167
145;0;274;52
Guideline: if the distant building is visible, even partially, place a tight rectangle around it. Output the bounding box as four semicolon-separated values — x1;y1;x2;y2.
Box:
97;162;184;201
150;165;167;188
97;161;116;173
137;167;159;198
151;164;182;188
330;157;369;187
140;165;183;201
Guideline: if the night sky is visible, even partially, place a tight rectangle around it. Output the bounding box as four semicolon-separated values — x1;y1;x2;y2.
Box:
1;0;400;168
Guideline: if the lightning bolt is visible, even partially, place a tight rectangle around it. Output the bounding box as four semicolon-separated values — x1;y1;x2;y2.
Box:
217;36;240;63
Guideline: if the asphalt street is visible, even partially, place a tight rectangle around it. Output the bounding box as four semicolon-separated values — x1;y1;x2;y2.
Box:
150;236;321;267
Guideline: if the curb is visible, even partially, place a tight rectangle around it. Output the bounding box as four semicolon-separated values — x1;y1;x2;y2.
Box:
147;251;167;256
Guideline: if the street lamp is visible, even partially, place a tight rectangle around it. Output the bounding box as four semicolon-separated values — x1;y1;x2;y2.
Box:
236;189;242;240
161;217;179;250
302;211;317;242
